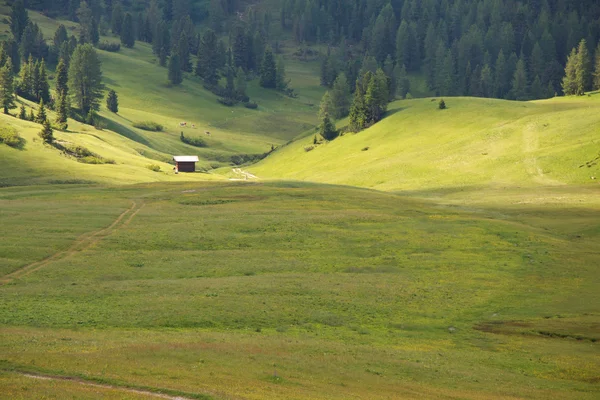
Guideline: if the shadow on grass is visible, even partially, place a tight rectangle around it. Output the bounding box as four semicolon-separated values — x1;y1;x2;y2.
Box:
97;115;152;147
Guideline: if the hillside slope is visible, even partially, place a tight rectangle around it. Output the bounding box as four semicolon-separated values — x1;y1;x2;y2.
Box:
251;95;600;191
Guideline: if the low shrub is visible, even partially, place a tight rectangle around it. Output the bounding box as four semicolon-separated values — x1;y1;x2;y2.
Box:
243;101;258;109
55;143;115;164
79;156;115;164
180;132;208;147
133;121;163;131
146;164;161;172
0;127;23;148
304;145;315;152
217;97;235;107
97;41;121;52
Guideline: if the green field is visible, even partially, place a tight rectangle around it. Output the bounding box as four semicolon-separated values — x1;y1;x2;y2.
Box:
251;95;600;191
1;5;600;400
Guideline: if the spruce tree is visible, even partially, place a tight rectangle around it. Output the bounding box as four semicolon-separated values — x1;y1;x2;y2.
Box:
318;91;333;119
365;69;389;123
120;13;135;48
349;81;367;131
562;48;578;95
0;60;15;114
438;99;446;109
19;104;26;120
177;32;191;72
56;58;69;96
111;1;124;35
55;92;69;131
28;108;34;121
275;57;288;91
38;120;54;144
168;54;182;85
319;112;338;141
77;1;98;45
259;47;276;88
196;29;219;84
511;57;529;100
531;75;543;99
330;73;351;119
36;99;47;123
106;89;118;113
226;67;235;98
575;39;591;95
36;59;50;103
234;67;247;97
393;64;410;99
68;44;104;114
10;0;29;41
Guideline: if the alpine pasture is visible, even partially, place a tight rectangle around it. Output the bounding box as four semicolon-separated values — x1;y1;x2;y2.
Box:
0;5;599;400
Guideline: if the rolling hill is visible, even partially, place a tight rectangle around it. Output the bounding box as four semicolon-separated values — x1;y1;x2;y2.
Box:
251;94;600;192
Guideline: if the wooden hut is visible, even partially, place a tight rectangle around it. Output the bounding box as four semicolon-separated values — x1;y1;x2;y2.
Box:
173;156;199;172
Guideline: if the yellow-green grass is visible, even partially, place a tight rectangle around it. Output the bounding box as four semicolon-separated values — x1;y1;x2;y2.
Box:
0;107;223;186
251;94;600;192
0;10;324;164
0;182;598;399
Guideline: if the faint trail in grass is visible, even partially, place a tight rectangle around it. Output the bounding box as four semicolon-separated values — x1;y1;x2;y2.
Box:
0;200;143;285
522;123;564;186
20;372;201;400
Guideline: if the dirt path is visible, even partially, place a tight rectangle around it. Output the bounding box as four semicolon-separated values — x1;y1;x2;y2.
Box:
21;372;195;400
522;123;563;186
229;168;258;181
0;200;144;285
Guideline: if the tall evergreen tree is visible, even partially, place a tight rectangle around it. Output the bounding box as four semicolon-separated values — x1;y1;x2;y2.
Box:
234;67;247;97
349;80;368;131
19;104;26;120
35;98;47;123
77;1;98;45
259;47;276;88
330;73;351;119
511;56;529;100
36;59;50;103
168;54;182;84
177;32;191;72
111;1;124;35
393;63;410;99
0;60;15;114
318;91;333;119
319;112;338;141
364;69;389;123
120;13;135;48
10;0;29;42
195;29;219;84
275;56;288;91
575;39;592;95
55;58;69;96
55;91;70;130
39;120;54;143
68;44;104;114
562;48;578;95
106;89;118;113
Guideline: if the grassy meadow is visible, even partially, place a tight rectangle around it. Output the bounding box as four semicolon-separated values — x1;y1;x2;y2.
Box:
1;182;599;399
251;94;600;191
0;6;599;400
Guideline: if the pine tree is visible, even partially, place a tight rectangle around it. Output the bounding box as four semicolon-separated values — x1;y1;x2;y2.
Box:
38;119;54;143
55;57;69;96
18;55;34;100
318;91;333;119
168;54;182;84
259;47;276;88
275;57;288;91
530;75;543;99
494;50;508;98
106;89;118;112
55;91;69;131
28;108;34;121
439;99;446;109
196;29;219;84
68;44;104;114
594;43;600;90
234;67;246;97
480;64;494;98
177;32;191;72
77;1;98;45
511;57;529;100
575;39;592;95
319;112;338;141
36;59;50;103
19;104;26;119
36;99;47;123
349;81;368;131
10;0;29;41
330;73;351;119
562;48;578;95
120;13;135;48
0;60;15;114
111;1;124;35
364;69;389;123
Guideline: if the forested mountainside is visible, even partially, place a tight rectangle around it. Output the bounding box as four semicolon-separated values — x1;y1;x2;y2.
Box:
16;0;600;102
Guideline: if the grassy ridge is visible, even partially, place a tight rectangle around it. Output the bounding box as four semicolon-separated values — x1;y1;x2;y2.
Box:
0;182;599;399
251;95;600;191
